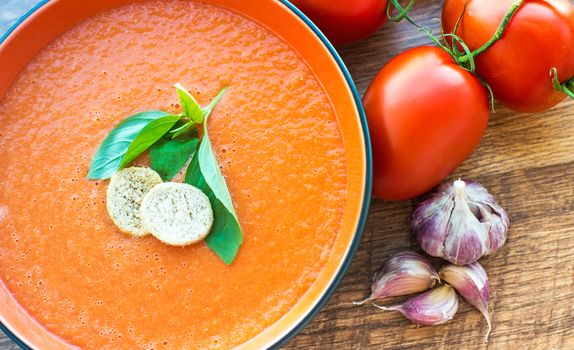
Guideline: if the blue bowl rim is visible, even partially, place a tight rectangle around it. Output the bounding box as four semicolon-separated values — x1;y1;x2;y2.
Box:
0;0;373;349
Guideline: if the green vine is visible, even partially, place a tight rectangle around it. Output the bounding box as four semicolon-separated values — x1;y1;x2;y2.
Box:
385;0;526;110
455;0;524;64
388;0;574;101
387;0;417;23
449;0;467;57
386;0;524;64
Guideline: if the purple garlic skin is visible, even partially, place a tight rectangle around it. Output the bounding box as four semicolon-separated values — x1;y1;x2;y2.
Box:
355;251;439;305
412;179;509;265
375;284;458;326
440;262;491;341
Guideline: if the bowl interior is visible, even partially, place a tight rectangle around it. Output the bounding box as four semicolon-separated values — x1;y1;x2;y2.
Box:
0;0;370;348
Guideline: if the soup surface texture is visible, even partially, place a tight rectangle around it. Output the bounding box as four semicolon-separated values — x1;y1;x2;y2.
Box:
0;1;347;349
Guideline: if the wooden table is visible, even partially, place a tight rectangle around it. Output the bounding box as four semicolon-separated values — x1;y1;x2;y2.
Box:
2;0;574;349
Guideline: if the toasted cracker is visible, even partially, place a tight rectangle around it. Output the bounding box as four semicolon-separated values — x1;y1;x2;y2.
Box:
140;183;213;246
106;167;162;237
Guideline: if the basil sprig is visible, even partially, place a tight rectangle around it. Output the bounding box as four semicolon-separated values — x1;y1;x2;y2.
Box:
88;84;243;264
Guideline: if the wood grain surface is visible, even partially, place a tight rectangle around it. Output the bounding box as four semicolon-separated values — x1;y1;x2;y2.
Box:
2;0;574;349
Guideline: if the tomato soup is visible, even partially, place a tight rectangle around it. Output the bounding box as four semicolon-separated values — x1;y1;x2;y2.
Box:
0;0;347;349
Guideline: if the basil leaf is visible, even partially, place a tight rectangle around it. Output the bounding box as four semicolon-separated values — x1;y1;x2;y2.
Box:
185;87;242;265
196;88;236;215
197;129;237;216
150;137;199;181
88;110;172;179
119;115;181;168
185;146;243;265
175;83;203;123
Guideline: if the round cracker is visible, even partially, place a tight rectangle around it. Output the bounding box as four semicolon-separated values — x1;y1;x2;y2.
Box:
106;167;162;237
140;183;213;246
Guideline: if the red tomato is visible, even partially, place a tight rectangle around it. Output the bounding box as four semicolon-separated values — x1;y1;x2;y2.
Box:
363;46;490;201
290;0;388;45
442;0;574;113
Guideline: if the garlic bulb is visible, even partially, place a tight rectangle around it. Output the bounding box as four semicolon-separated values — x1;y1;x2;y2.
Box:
354;251;439;305
412;179;509;265
374;284;458;326
440;262;491;341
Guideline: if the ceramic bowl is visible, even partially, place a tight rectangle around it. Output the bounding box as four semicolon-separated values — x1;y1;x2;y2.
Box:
0;1;372;348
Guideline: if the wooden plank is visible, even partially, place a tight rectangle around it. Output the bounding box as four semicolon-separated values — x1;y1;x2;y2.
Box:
0;337;19;350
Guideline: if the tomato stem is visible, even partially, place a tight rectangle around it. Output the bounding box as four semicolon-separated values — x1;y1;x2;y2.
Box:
387;0;418;23
456;0;524;64
444;34;475;71
475;74;496;113
449;1;467;57
387;0;459;58
564;80;574;98
551;68;574;99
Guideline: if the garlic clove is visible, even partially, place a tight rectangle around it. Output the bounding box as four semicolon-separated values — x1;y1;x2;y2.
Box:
354;251;439;305
374;284;458;326
412;179;509;265
464;180;509;254
443;181;490;265
480;205;508;254
412;190;453;259
439;262;491;341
